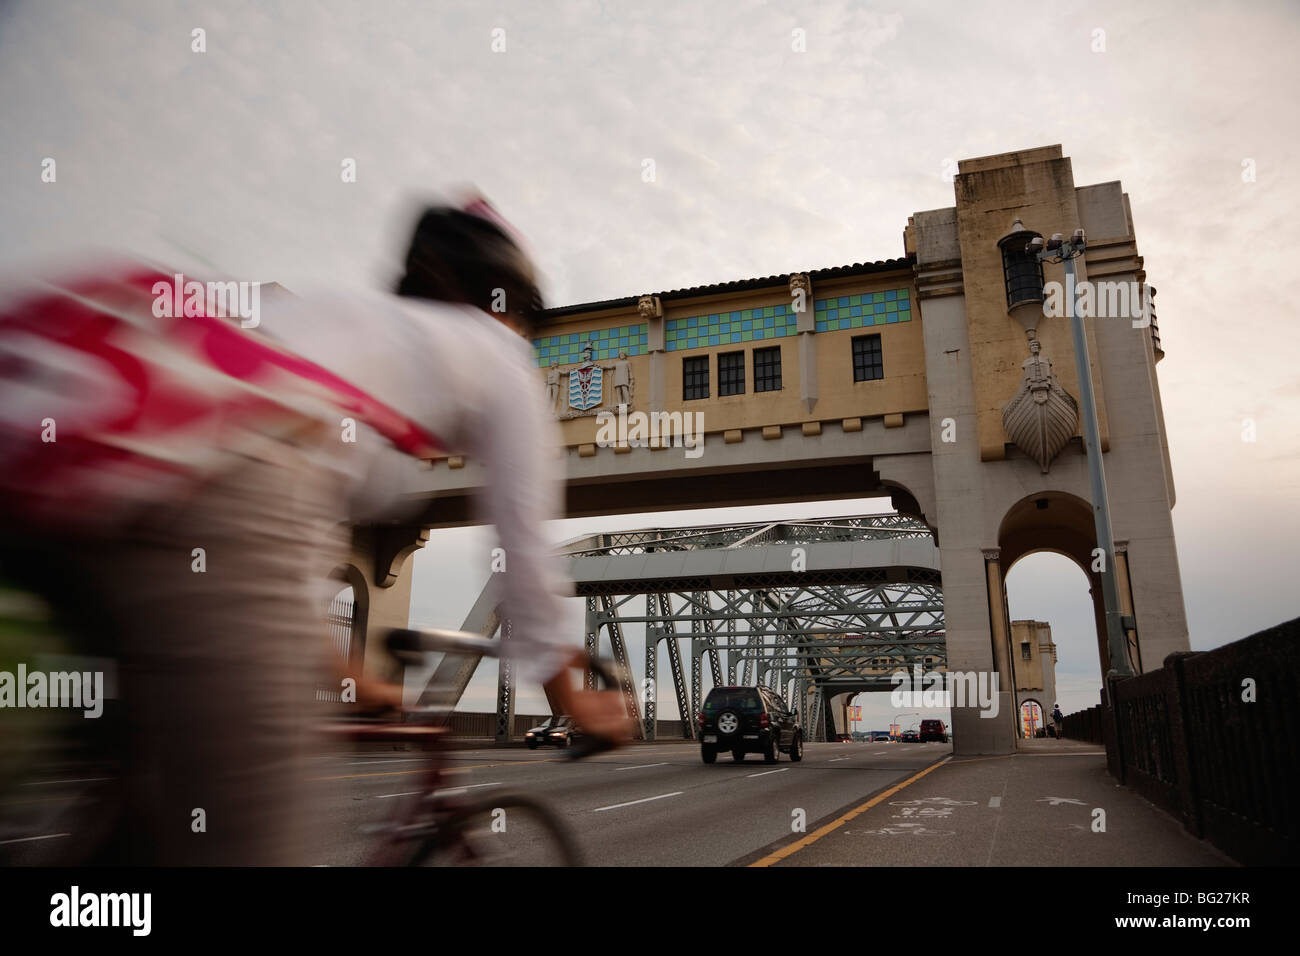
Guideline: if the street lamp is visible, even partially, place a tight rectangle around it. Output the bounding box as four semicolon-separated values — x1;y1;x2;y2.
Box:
999;221;1134;679
893;712;918;739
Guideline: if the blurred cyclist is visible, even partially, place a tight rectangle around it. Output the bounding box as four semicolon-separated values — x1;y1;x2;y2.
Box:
0;198;630;864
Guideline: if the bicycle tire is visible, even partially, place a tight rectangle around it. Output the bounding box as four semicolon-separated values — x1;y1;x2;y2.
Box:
408;791;582;867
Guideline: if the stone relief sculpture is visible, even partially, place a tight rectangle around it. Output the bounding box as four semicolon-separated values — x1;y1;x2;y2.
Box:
540;338;639;420
1001;336;1079;473
545;358;560;411
612;351;633;407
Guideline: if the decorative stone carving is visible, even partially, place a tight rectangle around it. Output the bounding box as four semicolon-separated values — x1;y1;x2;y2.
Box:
637;295;661;319
789;272;811;317
567;344;603;412
545;358;560;411
612;351;633;407
1002;336;1078;473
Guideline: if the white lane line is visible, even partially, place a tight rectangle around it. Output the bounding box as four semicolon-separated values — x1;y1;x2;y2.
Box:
593;791;682;812
874;751;890;756
988;796;1002;808
829;756;851;762
375;782;501;799
614;762;668;771
436;782;503;797
20;778;110;786
747;768;790;778
0;832;70;845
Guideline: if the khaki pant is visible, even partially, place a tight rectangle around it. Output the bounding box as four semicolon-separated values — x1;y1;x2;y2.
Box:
75;452;348;865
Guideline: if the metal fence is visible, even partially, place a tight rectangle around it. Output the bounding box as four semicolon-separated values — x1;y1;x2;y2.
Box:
1059;704;1104;745
315;593;355;703
1099;616;1299;866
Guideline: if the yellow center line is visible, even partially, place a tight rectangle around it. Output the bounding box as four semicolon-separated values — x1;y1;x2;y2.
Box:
749;756;952;867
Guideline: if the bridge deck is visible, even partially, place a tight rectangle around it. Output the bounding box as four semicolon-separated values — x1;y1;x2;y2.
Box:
750;741;1230;867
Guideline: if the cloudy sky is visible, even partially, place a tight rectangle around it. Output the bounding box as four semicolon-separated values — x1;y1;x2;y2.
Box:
3;0;1297;725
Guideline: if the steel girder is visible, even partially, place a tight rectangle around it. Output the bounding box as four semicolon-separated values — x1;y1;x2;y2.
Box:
434;514;945;745
597;579;945;742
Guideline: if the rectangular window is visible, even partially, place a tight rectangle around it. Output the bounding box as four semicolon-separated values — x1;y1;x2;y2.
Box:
683;356;710;400
1021;642;1033;662
718;350;745;396
753;346;782;392
852;334;883;382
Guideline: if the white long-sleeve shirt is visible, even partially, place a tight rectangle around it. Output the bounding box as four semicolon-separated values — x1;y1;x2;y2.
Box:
260;288;573;686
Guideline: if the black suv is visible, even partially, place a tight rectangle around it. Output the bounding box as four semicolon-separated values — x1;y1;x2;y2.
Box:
698;686;802;764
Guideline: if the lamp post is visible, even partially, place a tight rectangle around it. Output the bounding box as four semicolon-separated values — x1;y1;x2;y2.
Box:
893;712;918;739
1025;229;1133;679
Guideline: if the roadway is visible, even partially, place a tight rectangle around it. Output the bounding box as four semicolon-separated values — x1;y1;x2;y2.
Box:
307;740;947;866
1;739;1233;866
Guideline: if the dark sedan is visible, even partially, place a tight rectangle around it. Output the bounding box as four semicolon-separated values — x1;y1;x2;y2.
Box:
524;715;583;749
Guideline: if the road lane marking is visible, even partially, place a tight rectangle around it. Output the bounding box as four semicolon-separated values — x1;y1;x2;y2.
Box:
749;756;952;867
310;758;557;781
614;763;668;771
19;778;110;786
593;791;682;812
0;833;70;845
375;782;501;800
829;757;851;762
345;758;428;766
747;768;790;778
988;796;1001;808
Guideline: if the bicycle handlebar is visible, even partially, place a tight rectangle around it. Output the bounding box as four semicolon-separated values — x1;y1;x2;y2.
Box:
384;627;627;761
386;627;500;659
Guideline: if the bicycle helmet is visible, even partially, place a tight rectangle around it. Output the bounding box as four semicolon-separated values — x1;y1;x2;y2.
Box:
395;200;543;327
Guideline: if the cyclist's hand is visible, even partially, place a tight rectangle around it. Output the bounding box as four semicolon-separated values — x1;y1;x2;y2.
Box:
566;690;633;744
356;676;403;711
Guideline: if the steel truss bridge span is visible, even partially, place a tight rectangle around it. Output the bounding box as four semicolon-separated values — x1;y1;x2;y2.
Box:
415;515;947;743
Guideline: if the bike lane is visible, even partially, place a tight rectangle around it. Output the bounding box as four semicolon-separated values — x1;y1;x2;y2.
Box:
752;745;1230;867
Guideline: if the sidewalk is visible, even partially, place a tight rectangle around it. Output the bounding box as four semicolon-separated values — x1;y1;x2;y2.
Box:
758;740;1233;866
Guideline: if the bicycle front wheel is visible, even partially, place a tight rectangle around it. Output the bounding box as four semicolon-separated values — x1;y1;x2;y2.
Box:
411;792;582;867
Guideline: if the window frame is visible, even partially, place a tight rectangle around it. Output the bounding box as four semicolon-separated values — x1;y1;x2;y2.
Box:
852;333;884;382
682;355;710;401
717;350;746;397
753;345;782;393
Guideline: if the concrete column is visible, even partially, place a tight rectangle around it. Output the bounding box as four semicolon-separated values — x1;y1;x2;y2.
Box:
1113;542;1143;672
642;296;666;413
798;332;818;414
983;549;1013;696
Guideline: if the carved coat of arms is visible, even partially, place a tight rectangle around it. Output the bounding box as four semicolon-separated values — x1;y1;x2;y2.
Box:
568;360;604;411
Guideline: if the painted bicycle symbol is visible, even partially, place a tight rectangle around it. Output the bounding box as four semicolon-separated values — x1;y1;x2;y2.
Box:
856;822;954;836
889;797;977;807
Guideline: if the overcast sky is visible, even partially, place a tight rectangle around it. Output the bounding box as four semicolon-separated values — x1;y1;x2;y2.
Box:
3;0;1297;725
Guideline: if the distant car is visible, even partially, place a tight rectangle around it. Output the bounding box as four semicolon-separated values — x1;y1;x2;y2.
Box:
919;719;949;743
901;729;921;743
833;733;853;743
698;686;803;764
870;731;892;742
524;715;583;749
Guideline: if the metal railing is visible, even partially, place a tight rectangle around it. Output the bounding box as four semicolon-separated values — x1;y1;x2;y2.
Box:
1059;704;1104;744
1097;616;1299;866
